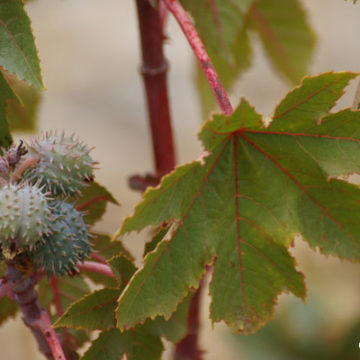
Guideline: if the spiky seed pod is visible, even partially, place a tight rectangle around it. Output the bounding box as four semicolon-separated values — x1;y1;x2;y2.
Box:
0;183;51;254
31;201;91;276
23;131;96;197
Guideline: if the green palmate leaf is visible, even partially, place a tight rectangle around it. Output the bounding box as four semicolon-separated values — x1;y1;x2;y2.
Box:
248;0;316;84
147;291;192;343
269;72;356;130
117;72;360;333
5;74;41;132
57;250;188;346
0;71;17;147
0;0;43;89
108;251;191;343
75;182;119;225
54;288;119;331
81;327;163;360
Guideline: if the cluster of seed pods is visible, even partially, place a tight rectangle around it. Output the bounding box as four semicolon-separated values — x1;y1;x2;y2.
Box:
0;132;95;276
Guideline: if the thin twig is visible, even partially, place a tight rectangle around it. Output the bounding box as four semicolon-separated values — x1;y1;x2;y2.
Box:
75;195;114;211
164;0;233;115
51;277;64;316
77;261;114;278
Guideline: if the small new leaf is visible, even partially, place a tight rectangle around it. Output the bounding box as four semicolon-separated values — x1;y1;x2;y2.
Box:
117;72;360;334
75;182;119;225
54;288;119;331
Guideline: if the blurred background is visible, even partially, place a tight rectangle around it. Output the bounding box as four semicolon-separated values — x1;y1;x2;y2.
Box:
1;0;360;359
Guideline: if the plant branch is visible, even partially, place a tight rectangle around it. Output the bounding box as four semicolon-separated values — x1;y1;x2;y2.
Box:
33;309;67;360
135;0;176;179
77;261;114;278
0;278;14;300
6;263;67;360
164;0;233;115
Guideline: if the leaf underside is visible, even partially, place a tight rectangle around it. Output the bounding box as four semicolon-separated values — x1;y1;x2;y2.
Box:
181;0;316;116
117;72;360;334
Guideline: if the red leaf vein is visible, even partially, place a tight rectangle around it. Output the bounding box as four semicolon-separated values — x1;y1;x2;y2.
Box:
240;133;358;247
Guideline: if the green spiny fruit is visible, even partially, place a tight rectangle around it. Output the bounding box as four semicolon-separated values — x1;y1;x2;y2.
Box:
23;131;96;196
0;183;51;255
31;201;91;276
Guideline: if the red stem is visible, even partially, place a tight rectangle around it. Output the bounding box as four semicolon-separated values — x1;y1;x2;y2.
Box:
136;0;176;177
51;276;64;316
164;0;233;115
174;280;205;360
90;252;108;264
33;310;67;360
77;261;114;278
6;263;67;360
50;276;76;352
75;195;113;211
